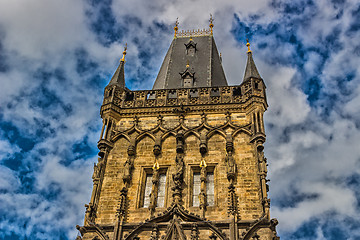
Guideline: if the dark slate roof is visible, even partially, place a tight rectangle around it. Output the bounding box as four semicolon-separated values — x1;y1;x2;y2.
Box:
243;51;261;82
108;60;126;88
152;35;228;89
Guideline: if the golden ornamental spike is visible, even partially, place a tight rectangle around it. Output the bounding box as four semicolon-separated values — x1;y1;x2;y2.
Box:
174;18;179;38
152;159;159;170
200;158;207;168
186;60;190;68
120;43;127;62
246;39;252;53
209;14;214;35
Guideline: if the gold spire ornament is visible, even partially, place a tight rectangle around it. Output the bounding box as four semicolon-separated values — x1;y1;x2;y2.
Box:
246;39;252;53
209;14;214;35
120;43;127;62
186;60;190;68
152;159;159;170
174;18;179;38
200;158;207;168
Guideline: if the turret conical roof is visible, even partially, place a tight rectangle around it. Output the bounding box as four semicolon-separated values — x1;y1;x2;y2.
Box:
108;46;127;88
243;41;261;82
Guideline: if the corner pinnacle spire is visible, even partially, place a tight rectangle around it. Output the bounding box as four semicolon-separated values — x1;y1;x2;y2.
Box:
174;18;179;38
120;43;127;62
246;39;251;53
209;14;214;35
108;44;127;88
243;39;261;82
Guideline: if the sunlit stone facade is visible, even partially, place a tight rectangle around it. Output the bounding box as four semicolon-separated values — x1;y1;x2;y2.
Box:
76;23;279;240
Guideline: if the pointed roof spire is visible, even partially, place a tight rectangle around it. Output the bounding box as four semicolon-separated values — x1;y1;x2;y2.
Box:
108;44;127;88
243;39;261;82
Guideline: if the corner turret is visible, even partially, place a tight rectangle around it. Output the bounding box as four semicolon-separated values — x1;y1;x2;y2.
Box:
107;44;127;88
243;39;262;82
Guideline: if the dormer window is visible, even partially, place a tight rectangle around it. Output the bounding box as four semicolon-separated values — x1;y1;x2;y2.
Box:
184;37;197;56
180;64;195;88
184;75;193;87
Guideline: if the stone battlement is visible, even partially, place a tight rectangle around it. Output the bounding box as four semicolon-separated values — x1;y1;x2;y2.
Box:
102;80;266;113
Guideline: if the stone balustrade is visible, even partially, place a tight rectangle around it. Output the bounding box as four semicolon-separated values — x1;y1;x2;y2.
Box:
103;82;264;109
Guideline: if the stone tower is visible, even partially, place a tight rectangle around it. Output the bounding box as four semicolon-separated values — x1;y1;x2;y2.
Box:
76;19;279;240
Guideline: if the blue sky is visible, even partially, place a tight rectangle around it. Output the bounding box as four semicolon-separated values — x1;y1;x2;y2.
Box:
0;0;359;239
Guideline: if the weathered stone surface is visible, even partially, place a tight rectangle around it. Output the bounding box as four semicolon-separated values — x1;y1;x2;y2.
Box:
76;28;279;240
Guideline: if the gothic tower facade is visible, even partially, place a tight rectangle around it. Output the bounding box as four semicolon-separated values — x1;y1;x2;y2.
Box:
76;19;279;240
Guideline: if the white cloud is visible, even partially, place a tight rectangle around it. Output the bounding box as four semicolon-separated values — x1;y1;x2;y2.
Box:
0;0;88;60
272;182;357;232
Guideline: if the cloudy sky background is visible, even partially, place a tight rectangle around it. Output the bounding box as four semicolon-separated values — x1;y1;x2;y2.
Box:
0;0;359;239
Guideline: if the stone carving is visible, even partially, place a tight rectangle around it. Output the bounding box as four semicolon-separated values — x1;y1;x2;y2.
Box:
190;224;199;240
150;225;159;240
84;203;96;223
123;157;133;184
117;187;128;217
225;153;236;181
173;154;184;188
227;184;238;217
92;163;99;180
209;233;217;240
76;225;87;236
149;165;160;213
199;161;207;217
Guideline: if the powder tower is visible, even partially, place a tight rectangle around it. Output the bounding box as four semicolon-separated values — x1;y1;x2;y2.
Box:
76;18;280;240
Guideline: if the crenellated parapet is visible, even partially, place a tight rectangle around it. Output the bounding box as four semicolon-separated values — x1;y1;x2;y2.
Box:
101;80;267;117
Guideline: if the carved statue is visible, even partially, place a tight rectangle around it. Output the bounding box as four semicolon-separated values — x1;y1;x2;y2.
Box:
92;163;99;180
93;158;104;180
85;203;96;222
123;157;133;183
173;154;184;187
225;152;236;177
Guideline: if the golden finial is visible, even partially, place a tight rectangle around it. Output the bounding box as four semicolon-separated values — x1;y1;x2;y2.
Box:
246;39;252;53
190;35;193;41
152;160;159;170
120;43;127;62
209;14;214;35
200;158;207;168
186;60;190;68
174;18;179;38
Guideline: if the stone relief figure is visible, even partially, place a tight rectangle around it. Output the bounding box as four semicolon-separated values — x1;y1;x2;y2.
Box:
173;154;185;187
225;152;236;178
84;203;96;222
259;152;268;174
93;158;104;180
123;157;133;183
92;163;99;180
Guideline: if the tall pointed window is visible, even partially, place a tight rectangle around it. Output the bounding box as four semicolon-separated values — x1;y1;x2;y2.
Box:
143;173;153;208
206;172;215;206
192;168;215;207
192;172;201;207
141;170;167;208
157;174;166;207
